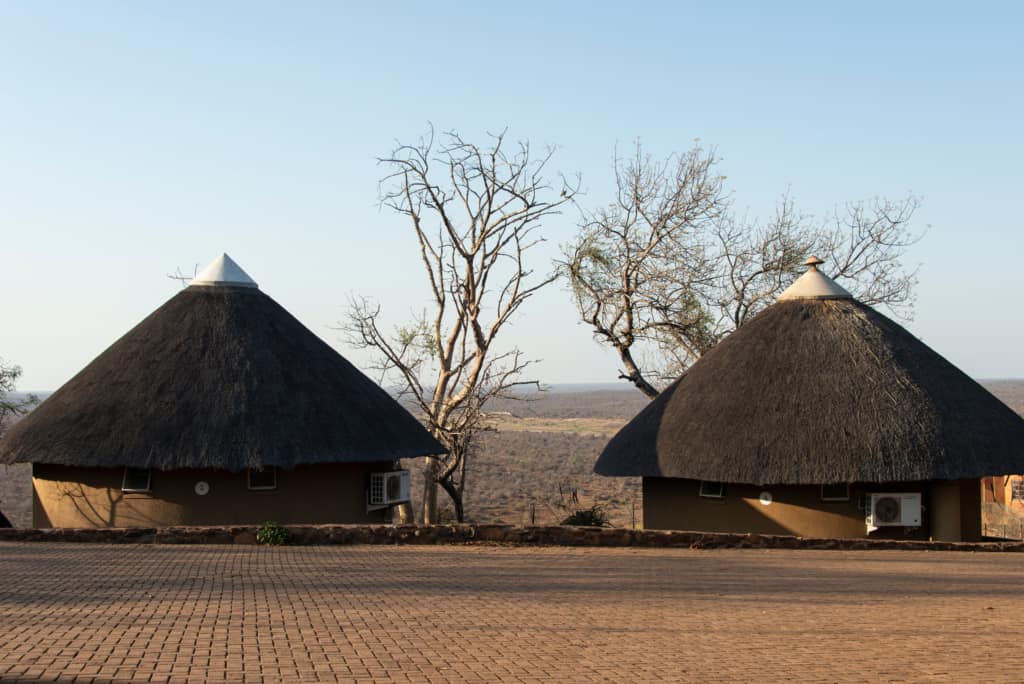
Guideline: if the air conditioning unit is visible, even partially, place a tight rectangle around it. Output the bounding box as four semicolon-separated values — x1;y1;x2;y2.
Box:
367;470;411;511
866;493;922;532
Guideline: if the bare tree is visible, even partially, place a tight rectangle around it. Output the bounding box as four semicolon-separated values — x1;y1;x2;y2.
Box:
562;141;923;398
344;126;579;523
0;360;37;438
560;142;727;397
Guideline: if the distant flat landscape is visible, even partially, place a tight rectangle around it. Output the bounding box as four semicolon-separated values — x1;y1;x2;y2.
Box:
2;381;1022;529
979;379;1024;415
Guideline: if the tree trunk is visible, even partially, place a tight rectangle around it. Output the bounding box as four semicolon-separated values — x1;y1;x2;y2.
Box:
394;501;414;524
439;477;465;523
421;456;439;524
617;345;660;399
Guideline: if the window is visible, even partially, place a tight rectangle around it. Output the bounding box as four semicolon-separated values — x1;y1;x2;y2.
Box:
1012;480;1024;502
122;468;151;493
248;467;277;491
699;481;724;498
821;483;851;501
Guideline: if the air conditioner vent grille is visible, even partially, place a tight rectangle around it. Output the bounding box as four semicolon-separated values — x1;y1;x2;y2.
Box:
874;496;901;523
367;470;411;510
866;492;922;532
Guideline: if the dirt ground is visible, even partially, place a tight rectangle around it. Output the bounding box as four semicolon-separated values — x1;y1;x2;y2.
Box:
1;543;1022;682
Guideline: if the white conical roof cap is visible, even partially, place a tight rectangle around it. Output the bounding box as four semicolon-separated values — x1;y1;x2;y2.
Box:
777;256;851;301
190;253;259;289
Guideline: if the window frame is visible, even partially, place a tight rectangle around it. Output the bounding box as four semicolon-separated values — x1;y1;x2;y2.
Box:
121;467;152;493
247;467;277;491
698;481;725;499
1012;480;1024;502
820;483;851;502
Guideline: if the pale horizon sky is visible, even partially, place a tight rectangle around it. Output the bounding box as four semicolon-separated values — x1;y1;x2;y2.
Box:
2;1;1022;391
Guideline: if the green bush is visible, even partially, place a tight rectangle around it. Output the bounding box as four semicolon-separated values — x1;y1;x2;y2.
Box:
561;505;611;527
256;520;289;546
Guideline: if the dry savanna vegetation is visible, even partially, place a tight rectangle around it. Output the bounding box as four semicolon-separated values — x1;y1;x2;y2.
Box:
2;383;1022;530
414;389;650;527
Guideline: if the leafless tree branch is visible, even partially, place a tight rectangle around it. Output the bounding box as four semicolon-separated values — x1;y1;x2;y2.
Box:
341;126;579;522
561;140;924;398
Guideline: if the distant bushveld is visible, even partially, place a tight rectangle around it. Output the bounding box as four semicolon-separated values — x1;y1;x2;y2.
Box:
978;380;1024;416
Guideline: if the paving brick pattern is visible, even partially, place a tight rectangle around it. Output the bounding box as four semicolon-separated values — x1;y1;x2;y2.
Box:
0;543;1021;682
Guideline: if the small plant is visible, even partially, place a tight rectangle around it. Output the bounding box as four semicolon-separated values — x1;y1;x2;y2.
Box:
561;505;611;527
436;504;459;525
256;520;289;546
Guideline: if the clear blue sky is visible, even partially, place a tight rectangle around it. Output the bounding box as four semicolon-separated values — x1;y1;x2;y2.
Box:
2;1;1022;391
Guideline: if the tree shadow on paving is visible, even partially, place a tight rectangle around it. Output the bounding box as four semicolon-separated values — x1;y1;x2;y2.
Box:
1;545;1021;609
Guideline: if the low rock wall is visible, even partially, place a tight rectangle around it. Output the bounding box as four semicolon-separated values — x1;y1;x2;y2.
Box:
2;524;1023;551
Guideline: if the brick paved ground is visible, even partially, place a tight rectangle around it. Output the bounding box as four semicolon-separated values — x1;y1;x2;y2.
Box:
0;543;1021;683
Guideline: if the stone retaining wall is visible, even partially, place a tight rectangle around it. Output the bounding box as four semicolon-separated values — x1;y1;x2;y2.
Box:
2;524;1024;551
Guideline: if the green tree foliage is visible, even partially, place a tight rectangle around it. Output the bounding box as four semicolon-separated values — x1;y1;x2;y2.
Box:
0;360;37;438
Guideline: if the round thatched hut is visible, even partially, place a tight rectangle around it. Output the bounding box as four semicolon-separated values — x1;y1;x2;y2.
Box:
0;254;443;528
595;257;1024;541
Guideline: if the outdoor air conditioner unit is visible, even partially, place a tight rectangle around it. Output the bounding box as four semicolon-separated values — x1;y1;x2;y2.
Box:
367;470;411;511
866;493;922;532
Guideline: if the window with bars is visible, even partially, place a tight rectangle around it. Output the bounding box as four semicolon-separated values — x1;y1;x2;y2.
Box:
698;481;725;499
248;467;277;491
820;483;851;501
1012;480;1024;502
122;468;151;493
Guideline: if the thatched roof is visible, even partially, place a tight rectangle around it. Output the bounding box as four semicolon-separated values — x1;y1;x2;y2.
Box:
0;268;444;470
596;296;1024;485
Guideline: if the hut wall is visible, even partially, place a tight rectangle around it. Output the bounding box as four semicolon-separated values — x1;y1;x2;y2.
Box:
982;476;1007;505
32;462;395;528
642;478;980;541
930;480;963;541
958;479;982;541
984;475;1024;513
928;480;981;542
